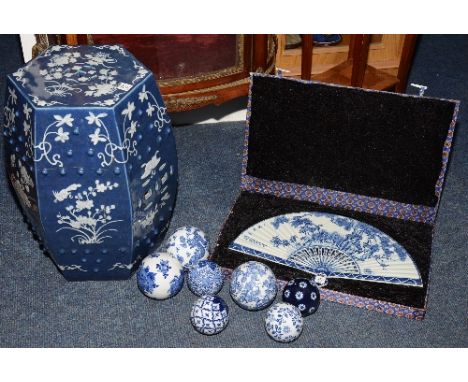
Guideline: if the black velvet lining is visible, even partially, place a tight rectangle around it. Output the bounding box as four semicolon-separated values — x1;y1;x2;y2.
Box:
212;191;432;309
246;76;457;207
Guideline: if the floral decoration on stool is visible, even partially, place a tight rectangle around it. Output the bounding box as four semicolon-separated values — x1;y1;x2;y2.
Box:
187;260;224;297
282;278;321;316
165;226;209;269
265;302;303;343
3;45;178;281
190;295;229;335
137;252;184;299
229;261;277;311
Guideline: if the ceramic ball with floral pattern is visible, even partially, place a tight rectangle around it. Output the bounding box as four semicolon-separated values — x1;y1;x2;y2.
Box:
187;260;224;297
165;226;210;269
229;261;277;311
265;302;303;343
137;251;184;299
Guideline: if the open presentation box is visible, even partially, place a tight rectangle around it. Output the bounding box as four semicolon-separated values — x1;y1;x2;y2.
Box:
212;74;459;320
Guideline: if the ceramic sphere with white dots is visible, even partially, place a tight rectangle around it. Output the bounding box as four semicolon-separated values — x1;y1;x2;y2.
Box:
282;278;320;317
165;226;210;269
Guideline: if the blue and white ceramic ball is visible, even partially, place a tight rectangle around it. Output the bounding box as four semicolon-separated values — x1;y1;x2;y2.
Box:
265;302;304;343
190;295;229;335
137;252;184;300
165;226;210;269
282;278;321;317
230;261;277;311
187;260;224;297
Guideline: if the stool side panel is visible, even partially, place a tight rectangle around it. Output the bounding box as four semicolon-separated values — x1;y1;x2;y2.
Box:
3;78;42;239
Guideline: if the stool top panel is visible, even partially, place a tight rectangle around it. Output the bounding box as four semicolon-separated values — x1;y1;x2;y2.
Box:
10;45;150;108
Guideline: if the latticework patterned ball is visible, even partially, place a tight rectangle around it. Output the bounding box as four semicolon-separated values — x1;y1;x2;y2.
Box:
187;260;224;297
190;295;229;335
282;278;320;316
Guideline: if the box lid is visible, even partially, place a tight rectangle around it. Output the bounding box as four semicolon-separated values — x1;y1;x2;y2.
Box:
240;74;459;224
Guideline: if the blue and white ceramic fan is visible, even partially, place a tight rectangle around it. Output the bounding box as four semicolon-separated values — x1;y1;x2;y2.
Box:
229;212;423;287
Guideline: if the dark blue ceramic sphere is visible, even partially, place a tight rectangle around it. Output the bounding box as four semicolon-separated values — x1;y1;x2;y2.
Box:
282;278;321;316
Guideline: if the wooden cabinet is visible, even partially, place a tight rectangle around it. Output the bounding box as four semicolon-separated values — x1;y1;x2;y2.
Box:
275;34;417;92
34;34;276;112
276;35;410;77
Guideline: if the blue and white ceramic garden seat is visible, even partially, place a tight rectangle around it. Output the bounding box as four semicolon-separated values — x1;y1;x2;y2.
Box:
3;45;178;280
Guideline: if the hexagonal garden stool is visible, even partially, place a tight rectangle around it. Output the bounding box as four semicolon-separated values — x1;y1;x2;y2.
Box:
3;45;178;280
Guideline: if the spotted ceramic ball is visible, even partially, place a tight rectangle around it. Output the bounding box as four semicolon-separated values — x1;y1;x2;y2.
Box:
230;261;277;311
265;302;303;343
190;295;229;335
137;252;184;299
165;226;209;269
187;260;224;297
282;278;320;316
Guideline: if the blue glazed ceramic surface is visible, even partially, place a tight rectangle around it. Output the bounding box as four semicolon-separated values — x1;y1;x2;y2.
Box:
282;278;320;317
3;45;178;280
313;34;342;46
165;226;209;269
137;252;184;299
190;295;229;335
10;45;148;107
187;260;224;297
229;261;277;311
265;302;303;343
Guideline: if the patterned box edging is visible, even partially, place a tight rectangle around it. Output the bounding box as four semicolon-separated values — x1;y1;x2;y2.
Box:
434;101;460;213
240;175;436;224
241;73;460;225
220;266;426;321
